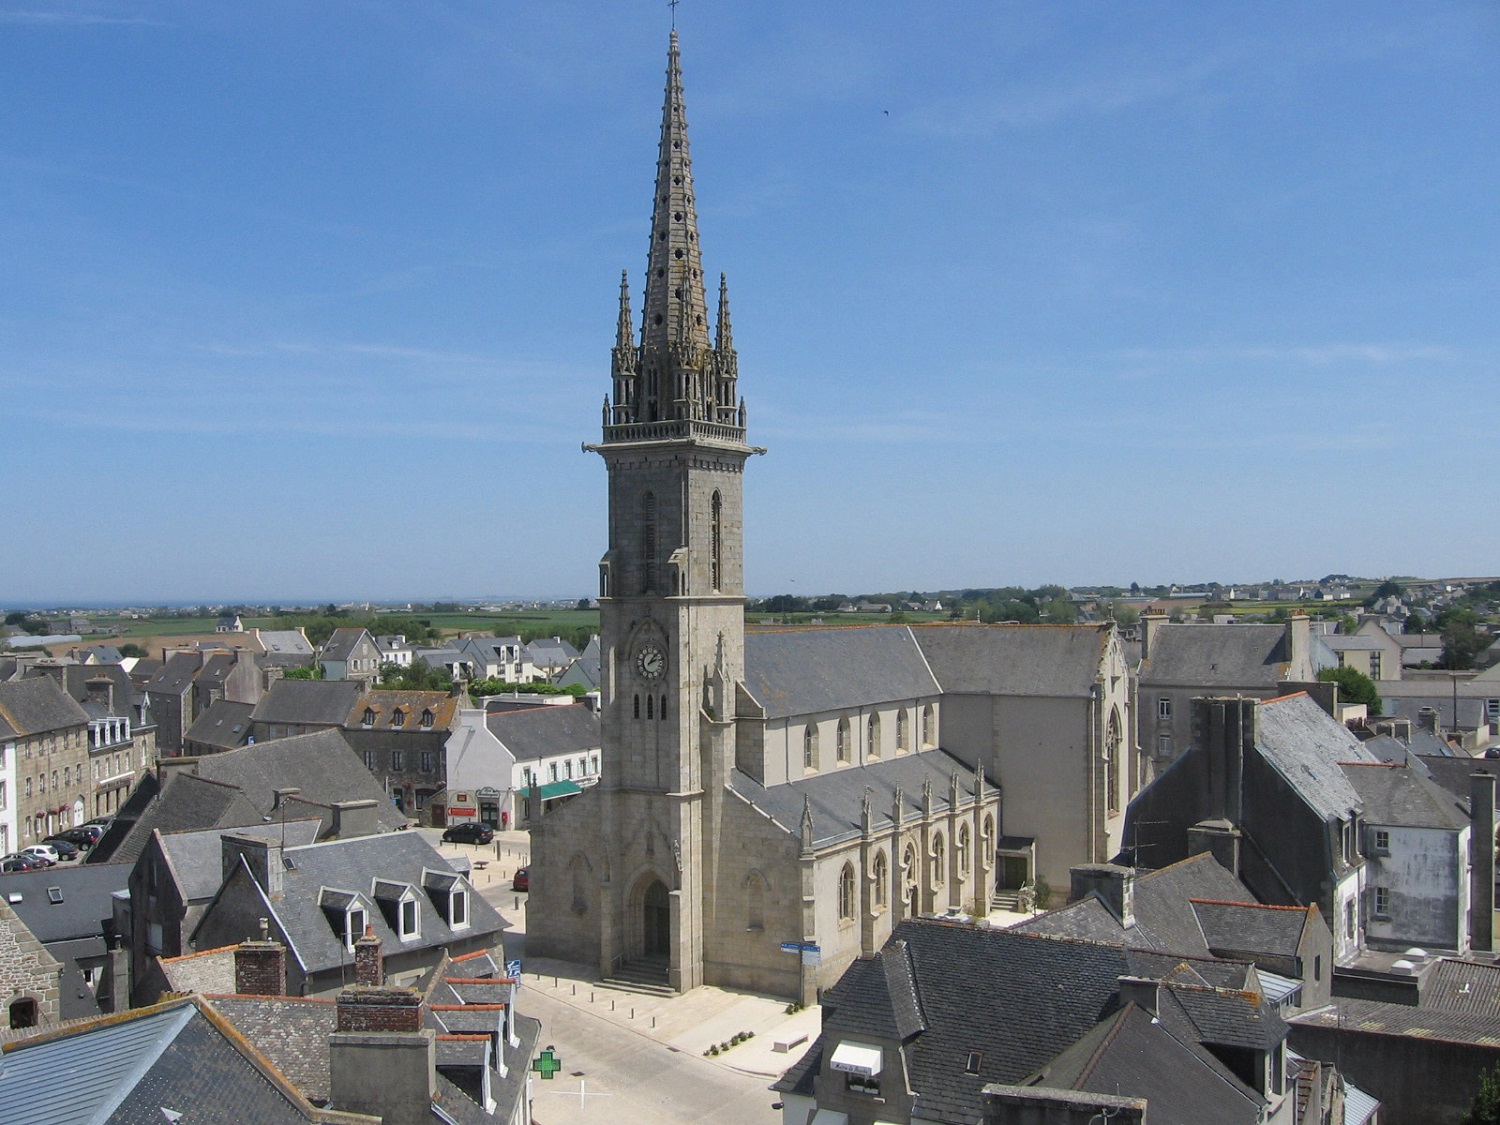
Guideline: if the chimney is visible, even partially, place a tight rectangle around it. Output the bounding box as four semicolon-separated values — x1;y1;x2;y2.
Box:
1472;772;1496;953
234;923;287;996
1116;976;1158;1018
221;833;284;898
1286;614;1312;679
1070;863;1136;928
329;984;435;1125
1140;614;1168;662
85;675;115;714
332;799;381;840
1418;707;1440;733
273;786;302;811
354;925;384;986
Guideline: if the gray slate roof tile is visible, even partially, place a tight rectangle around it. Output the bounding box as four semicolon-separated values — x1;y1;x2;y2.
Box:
742;626;939;719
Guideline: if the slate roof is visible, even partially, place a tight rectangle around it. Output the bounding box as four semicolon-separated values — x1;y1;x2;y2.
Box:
145;651;203;695
484;702;601;761
319;628;374;662
208;995;338;1102
252;679;365;727
1015;852;1270;958
1140;623;1293;689
216;832;504;976
258;630;314;658
1189;900;1315;960
0;676;89;737
0;862;128;944
191;728;407;830
1416;755;1499;812
1031;1002;1261;1125
913;623;1111;697
185;699;256;751
159;819;323;902
779;919;1283;1125
0;998;325;1124
1340;762;1471;831
729;748;988;848
742;626;939;719
49;664;143;718
100;773;265;866
1255;693;1377;820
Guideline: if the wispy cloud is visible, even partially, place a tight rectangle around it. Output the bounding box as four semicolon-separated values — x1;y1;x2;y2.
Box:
1110;343;1461;368
0;9;166;26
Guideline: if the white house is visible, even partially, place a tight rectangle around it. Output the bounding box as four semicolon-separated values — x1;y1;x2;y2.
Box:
444;702;601;829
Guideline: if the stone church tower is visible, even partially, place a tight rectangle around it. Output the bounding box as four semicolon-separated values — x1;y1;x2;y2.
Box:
530;31;761;993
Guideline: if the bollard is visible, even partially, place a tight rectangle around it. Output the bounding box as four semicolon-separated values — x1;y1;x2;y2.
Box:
611;1000;616;1012
572;984;577;996
590;992;595;1003
630;1007;635;1019
652;1016;657;1029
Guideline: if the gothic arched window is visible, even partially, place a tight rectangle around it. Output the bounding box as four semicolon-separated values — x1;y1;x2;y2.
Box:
803;724;817;770
1106;709;1122;813
838;862;856;921
957;823;970;876
922;704;936;748
836;719;850;763
932;832;946;886
872;851;888;910
867;713;881;759
746;870;766;932
896;709;909;753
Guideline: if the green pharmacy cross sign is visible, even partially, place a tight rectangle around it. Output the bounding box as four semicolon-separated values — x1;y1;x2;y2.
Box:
532;1047;563;1080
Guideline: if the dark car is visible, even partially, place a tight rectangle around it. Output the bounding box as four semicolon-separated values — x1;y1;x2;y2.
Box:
441;822;495;846
0;854;40;874
41;837;81;860
511;867;529;892
51;825;103;849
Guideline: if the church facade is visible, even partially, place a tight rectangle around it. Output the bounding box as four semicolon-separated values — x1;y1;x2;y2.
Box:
527;34;1129;1002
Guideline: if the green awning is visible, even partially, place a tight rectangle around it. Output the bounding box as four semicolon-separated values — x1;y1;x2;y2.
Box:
529;780;582;801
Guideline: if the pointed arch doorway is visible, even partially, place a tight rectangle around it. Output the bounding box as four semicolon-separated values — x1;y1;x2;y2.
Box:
643;879;671;957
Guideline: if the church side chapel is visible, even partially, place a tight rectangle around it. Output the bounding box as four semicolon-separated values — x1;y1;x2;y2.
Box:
528;33;1132;1002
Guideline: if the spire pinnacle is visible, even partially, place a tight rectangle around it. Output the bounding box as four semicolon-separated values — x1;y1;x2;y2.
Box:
715;272;733;352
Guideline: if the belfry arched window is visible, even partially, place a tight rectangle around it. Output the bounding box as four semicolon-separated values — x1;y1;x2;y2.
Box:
710;491;723;591
642;491;658;592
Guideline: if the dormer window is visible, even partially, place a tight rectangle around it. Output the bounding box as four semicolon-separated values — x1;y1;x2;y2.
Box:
391;708;406;728
420;709;434;728
423;868;471;930
319;887;370;951
373;880;421;942
362;708;377;727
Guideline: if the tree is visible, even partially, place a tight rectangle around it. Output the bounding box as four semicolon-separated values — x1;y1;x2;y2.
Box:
1366;578;1405;606
1438;609;1483;670
1318;666;1382;716
283;665;324;680
4;611;27;626
1461;1061;1500;1125
119;643;148;659
576;597;591;610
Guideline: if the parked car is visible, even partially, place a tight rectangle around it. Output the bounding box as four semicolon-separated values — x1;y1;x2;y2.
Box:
0;854;40;874
441;822;495;846
83;816;113;828
511;866;530;892
50;825;103;849
41;837;81;860
20;845;58;867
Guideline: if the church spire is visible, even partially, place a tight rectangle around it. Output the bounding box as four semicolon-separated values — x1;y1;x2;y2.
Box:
601;31;749;437
642;30;711;363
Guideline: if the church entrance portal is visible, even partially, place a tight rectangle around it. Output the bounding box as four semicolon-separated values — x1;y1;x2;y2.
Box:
643;879;671;956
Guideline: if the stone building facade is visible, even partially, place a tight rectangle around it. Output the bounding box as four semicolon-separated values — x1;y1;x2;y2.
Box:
0;899;62;1029
0;676;92;847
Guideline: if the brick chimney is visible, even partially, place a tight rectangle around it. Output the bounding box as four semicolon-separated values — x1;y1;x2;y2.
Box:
330;981;435;1125
234;922;287;996
354;925;383;987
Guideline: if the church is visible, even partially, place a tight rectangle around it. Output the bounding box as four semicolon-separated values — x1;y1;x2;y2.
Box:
527;33;1131;1003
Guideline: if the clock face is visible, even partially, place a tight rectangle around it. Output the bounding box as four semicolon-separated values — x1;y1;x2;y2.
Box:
636;644;666;681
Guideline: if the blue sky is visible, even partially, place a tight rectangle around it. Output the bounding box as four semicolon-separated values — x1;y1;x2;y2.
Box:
2;2;1496;605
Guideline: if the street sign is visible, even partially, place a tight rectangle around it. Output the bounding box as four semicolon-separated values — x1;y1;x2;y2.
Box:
505;959;523;979
801;947;821;966
781;941;821;955
532;1047;562;1080
780;942;801;954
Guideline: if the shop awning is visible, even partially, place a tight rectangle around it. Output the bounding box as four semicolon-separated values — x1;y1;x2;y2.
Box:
829;1041;883;1077
530;780;583;801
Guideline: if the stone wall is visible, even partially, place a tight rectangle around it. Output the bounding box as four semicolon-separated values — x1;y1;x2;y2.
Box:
0;901;62;1026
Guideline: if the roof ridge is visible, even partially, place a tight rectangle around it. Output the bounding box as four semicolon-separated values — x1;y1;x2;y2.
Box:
1189;898;1310;914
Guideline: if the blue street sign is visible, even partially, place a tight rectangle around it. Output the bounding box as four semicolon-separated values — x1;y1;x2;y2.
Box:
505;959;523;978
